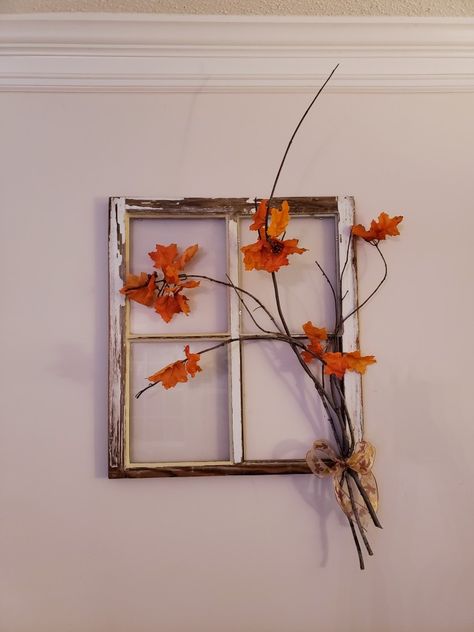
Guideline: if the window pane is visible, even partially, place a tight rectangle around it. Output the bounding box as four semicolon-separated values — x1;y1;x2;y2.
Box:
239;216;338;334
130;340;230;463
241;340;331;460
129;218;229;335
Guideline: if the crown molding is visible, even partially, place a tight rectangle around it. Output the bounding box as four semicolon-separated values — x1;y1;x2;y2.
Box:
0;14;473;92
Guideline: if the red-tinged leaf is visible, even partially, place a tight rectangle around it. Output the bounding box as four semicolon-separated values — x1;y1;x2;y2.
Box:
120;272;156;306
148;360;188;389
249;199;268;231
184;344;202;377
302;321;327;341
175;292;190;316
162;264;181;285
322;352;347;379
301;321;327;362
241;236;306;273
177;244;199;269
154;294;182;323
148;243;178;269
352;212;403;242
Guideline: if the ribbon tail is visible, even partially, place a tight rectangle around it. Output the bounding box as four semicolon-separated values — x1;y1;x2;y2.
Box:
334;472;379;530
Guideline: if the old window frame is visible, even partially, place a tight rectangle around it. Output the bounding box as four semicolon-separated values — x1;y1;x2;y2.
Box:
108;196;361;478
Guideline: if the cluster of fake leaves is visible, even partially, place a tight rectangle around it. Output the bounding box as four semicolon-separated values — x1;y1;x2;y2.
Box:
120;242;200;323
121;205;403;390
241;199;307;272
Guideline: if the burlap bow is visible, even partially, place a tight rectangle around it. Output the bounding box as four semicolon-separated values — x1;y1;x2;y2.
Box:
306;440;379;527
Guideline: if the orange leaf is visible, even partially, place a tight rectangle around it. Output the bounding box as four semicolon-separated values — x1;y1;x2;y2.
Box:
344;351;376;374
120;272;156;306
177;244;199;269
148;243;178;270
241;236;306;273
179;280;200;289
148;360;188;389
154;294;182;323
302;321;327;342
148;243;199;283
184;344;202;377
162;264;181;285
175;292;190;316
267;200;290;238
301;321;328;363
352;212;403;242
323;350;376;378
249;199;268;231
322;352;348;379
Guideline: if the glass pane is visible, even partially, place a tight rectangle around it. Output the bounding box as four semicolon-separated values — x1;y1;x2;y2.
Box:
241;340;331;460
130;340;230;463
129;218;228;335
239;216;337;334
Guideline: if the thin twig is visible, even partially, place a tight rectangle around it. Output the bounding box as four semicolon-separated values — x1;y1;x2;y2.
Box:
345;472;373;556
135;332;327;400
333;377;355;452
347;516;365;571
225;273;272;334
342;243;388;324
268;64;339;200
335;232;352;335
180;273;283;334
330;374;349;457
315;259;339;330
270;272;345;453
346;469;382;529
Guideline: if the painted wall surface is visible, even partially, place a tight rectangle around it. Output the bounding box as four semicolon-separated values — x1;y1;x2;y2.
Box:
1;88;474;628
1;0;474;15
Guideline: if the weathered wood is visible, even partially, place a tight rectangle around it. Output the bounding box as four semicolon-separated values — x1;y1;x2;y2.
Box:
337;196;364;443
124;196;338;216
108;197;127;477
108;196;361;478
110;461;312;478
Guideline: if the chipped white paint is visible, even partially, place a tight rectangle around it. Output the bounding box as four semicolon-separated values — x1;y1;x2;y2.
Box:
108;197;126;471
1;15;473;93
109;196;362;474
228;215;243;463
337;195;364;442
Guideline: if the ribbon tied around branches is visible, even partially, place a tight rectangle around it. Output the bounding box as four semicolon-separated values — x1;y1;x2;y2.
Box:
306;440;379;529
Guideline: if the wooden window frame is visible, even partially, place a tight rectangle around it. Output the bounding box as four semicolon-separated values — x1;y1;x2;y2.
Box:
108;196;361;478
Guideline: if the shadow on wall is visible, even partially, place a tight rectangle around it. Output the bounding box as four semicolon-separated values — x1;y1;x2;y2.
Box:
94;196;109;478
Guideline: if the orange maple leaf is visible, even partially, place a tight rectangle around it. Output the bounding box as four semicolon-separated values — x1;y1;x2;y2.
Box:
184;345;202;378
352;212;403;242
241;233;306;273
153;280;200;323
267;200;290;238
301;321;328;363
249;199;268;231
154;293;182;323
120;272;156;306
149;243;199;284
323;351;376;378
148;360;188;389
322;352;348;379
148;243;179;270
176;244;199;273
344;351;376;374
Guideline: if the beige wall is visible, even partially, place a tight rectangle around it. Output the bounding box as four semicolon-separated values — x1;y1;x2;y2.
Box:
2;83;474;630
1;0;473;15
